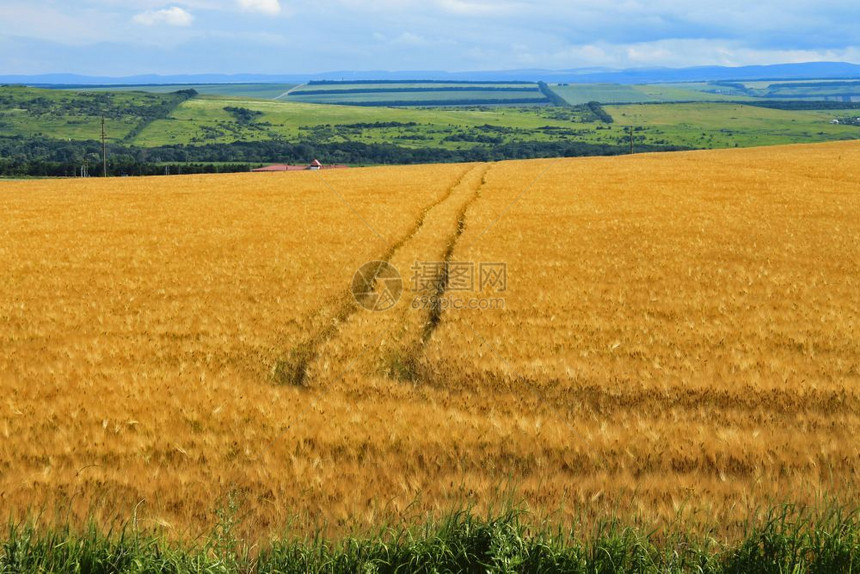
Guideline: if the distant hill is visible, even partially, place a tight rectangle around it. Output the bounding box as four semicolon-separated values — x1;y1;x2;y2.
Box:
2;62;859;87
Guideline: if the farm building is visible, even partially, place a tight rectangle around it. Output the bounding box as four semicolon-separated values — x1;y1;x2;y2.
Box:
252;159;347;172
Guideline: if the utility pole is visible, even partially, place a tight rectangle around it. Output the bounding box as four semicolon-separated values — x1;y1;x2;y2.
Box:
628;126;634;155
101;116;108;177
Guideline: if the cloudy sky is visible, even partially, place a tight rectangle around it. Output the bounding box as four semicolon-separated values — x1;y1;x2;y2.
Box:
0;0;857;76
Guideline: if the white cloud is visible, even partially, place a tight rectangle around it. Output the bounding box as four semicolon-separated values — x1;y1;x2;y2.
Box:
434;0;522;16
392;32;429;46
133;6;194;26
537;40;860;70
2;0;859;75
238;0;281;15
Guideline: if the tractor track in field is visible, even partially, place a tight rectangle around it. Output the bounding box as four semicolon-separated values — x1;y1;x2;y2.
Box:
419;166;489;346
371;163;490;384
272;163;485;387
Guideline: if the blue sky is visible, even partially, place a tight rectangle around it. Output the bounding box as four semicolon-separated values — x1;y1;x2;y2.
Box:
0;0;857;75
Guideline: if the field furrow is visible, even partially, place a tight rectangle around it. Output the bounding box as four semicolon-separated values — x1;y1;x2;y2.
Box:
307;163;489;387
271;164;476;386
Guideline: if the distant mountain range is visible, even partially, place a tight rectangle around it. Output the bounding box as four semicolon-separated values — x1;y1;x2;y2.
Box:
2;61;859;86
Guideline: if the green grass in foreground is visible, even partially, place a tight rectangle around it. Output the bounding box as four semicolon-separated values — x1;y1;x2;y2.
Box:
2;504;857;573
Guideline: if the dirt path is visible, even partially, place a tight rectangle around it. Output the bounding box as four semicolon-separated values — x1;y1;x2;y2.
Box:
273;83;307;100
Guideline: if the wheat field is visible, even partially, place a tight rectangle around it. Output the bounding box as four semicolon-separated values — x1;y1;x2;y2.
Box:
0;142;858;540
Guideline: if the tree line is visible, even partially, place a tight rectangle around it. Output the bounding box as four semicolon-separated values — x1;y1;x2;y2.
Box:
0;136;689;177
317;98;550;107
294;87;542;95
307;80;535;85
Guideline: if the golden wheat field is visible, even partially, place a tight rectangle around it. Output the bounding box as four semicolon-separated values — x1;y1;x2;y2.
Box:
0;142;858;540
